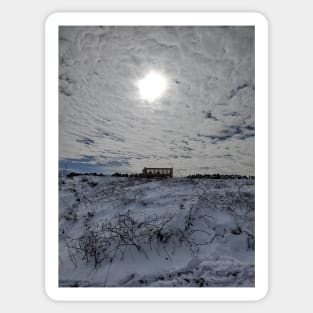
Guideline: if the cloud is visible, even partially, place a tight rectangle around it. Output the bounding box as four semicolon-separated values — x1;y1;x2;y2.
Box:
59;26;255;175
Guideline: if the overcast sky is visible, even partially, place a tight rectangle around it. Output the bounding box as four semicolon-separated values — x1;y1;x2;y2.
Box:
59;26;254;176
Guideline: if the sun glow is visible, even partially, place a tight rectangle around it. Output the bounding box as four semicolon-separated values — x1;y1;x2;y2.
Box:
137;71;167;103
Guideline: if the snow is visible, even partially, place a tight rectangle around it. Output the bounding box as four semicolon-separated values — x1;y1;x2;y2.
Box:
59;174;255;287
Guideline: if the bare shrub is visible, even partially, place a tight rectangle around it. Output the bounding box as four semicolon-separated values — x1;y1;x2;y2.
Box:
63;207;218;268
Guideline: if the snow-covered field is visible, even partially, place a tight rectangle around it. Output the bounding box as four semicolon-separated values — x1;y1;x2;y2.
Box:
59;174;255;287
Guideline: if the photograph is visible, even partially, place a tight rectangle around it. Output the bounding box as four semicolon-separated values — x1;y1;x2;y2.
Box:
58;24;256;288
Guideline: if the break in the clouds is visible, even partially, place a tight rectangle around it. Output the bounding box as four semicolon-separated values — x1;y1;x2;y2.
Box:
59;26;254;176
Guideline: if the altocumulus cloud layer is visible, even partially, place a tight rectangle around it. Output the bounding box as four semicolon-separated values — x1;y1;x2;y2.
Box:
59;26;254;176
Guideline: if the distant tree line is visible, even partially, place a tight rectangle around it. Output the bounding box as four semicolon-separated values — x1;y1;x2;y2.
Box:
112;172;140;177
63;171;254;180
186;173;255;179
111;172;255;179
66;172;105;178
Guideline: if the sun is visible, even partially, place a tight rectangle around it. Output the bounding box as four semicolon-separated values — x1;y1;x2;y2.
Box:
137;71;167;103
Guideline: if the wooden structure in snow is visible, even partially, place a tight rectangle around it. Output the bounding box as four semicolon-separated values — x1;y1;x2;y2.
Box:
142;167;173;178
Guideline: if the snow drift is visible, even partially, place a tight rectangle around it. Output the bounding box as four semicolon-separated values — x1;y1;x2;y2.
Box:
59;174;255;287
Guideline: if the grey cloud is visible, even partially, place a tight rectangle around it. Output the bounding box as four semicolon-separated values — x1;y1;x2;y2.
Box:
59;26;254;176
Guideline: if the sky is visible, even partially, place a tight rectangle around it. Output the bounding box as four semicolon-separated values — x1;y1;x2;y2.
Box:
59;26;255;176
